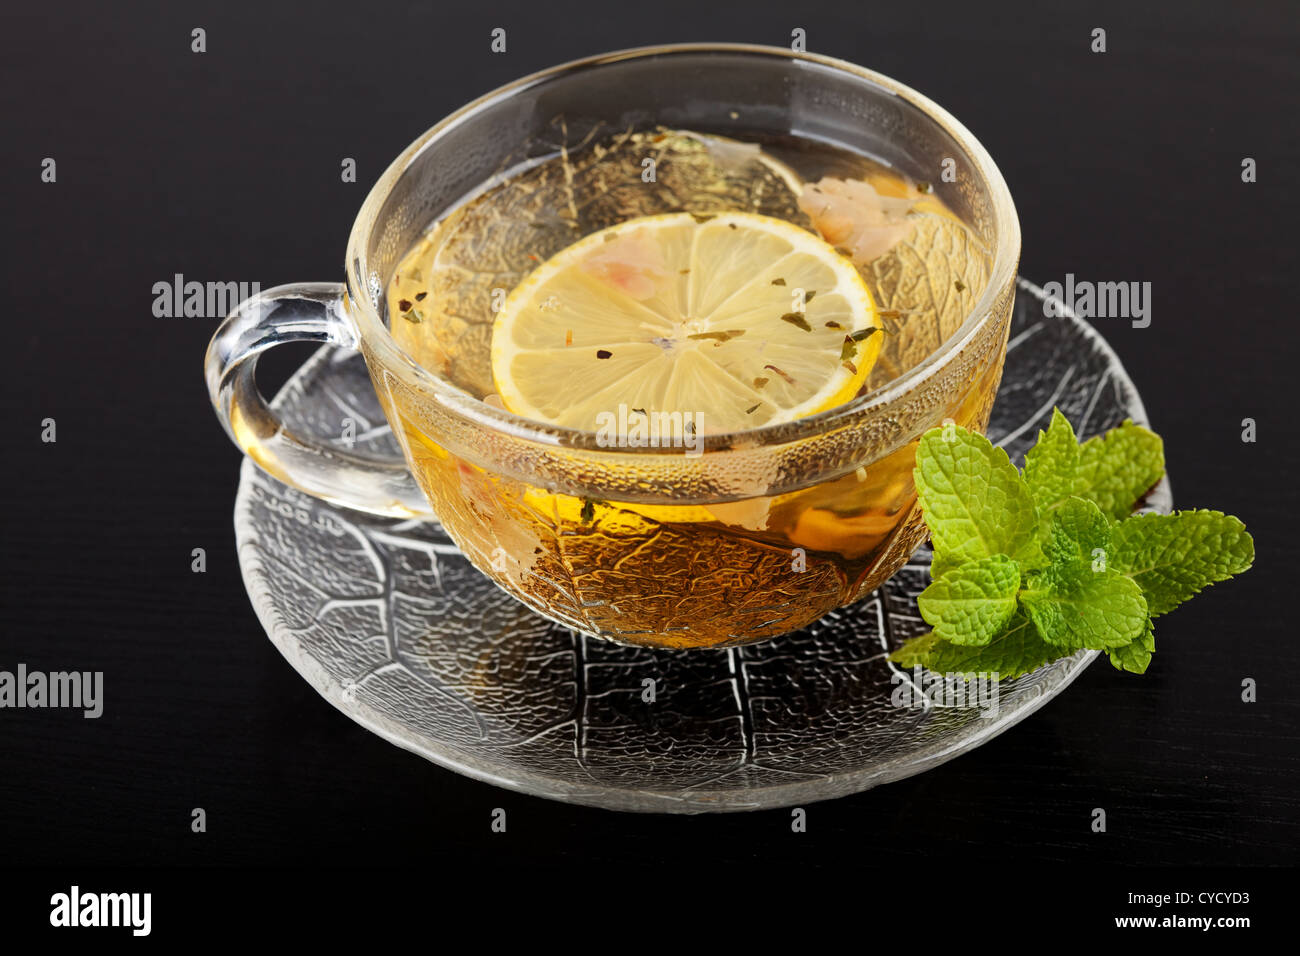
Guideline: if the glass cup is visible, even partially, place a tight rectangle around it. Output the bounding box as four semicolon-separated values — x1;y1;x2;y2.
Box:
206;43;1020;650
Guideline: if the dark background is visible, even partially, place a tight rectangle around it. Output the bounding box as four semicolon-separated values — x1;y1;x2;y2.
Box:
1;0;1296;892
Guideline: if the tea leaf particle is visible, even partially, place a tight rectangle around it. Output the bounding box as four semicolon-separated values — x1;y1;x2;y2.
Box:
687;329;745;342
764;363;796;385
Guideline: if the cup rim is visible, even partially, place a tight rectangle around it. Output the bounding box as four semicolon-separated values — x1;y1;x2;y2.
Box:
345;42;1020;455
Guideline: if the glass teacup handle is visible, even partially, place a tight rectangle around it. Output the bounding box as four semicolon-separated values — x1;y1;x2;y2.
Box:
205;281;436;519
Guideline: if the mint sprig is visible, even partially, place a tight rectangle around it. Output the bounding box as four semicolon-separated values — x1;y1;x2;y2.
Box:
890;409;1253;678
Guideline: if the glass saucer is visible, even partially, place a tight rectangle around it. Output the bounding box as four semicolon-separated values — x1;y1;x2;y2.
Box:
233;278;1171;812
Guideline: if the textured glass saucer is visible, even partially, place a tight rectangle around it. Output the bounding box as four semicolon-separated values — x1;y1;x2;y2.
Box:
234;278;1171;813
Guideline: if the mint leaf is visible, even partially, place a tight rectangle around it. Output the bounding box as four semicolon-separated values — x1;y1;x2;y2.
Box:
1041;496;1110;574
1107;618;1156;674
1075;420;1164;520
914;428;1040;568
1109;510;1254;616
889;630;942;668
1022;570;1148;649
890;613;1062;679
930;552;960;581
1022;408;1080;514
917;555;1021;646
1020;498;1147;650
1022;410;1163;523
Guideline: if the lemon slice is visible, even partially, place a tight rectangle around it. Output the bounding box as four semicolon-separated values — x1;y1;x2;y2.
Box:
491;212;881;435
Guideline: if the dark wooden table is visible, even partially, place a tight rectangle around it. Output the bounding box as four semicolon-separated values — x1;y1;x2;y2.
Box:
1;0;1294;928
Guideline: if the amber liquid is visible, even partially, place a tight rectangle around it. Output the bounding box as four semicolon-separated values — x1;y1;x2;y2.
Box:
376;126;999;648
